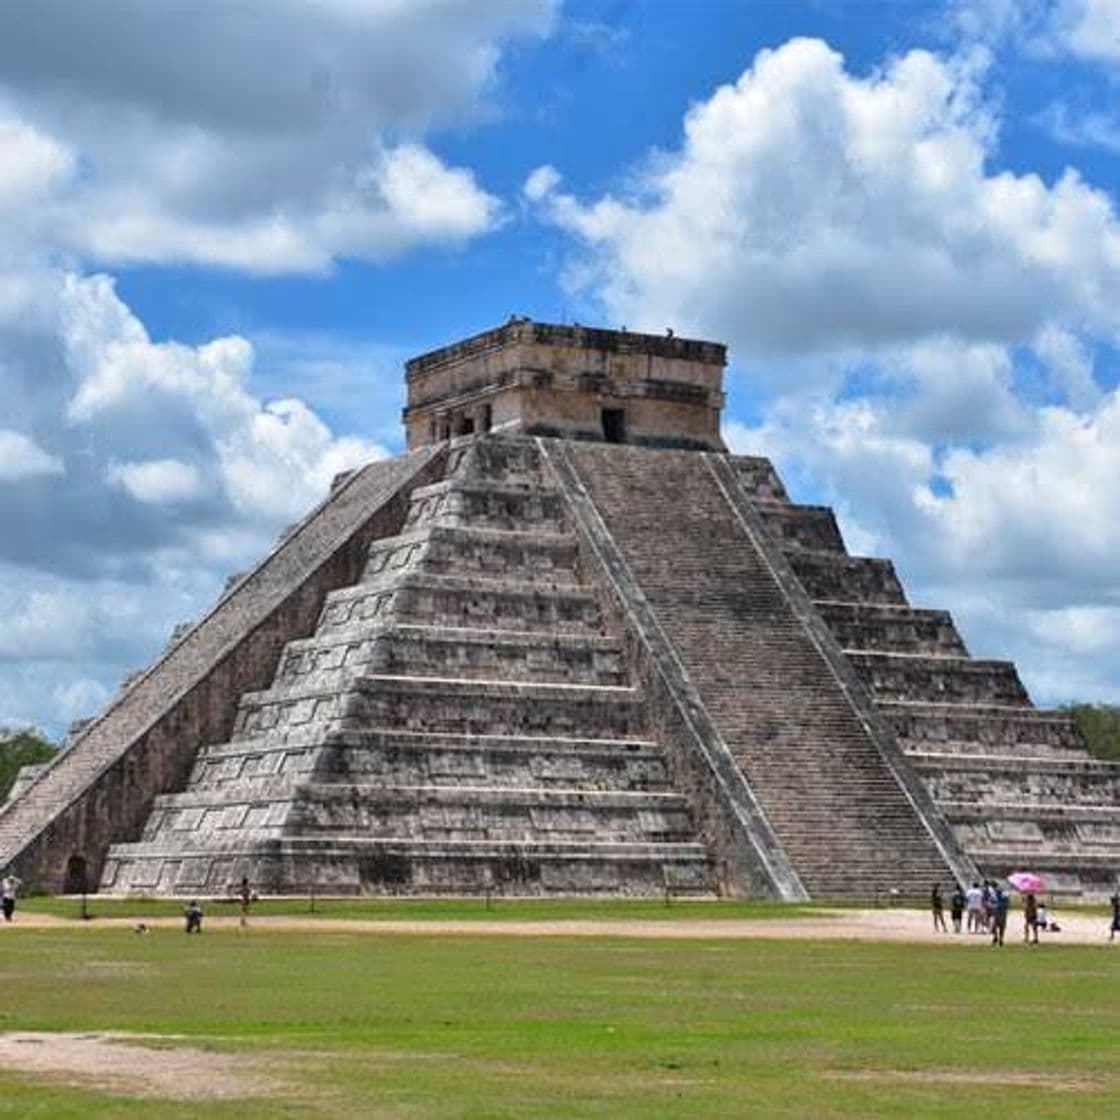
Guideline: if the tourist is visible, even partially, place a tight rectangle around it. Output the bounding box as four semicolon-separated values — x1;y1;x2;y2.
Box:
238;876;252;928
950;885;966;933
965;881;984;932
1;872;22;922
1038;901;1060;933
990;887;1009;946
931;883;947;932
1110;889;1120;942
1023;891;1039;944
982;880;996;931
184;900;203;933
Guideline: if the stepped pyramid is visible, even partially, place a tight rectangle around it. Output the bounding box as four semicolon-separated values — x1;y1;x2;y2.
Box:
2;320;1117;898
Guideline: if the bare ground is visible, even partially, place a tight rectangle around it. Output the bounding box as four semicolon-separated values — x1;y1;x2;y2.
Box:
0;1032;281;1099
4;906;1115;944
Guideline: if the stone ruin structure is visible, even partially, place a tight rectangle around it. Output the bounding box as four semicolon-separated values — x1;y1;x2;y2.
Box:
2;319;1117;899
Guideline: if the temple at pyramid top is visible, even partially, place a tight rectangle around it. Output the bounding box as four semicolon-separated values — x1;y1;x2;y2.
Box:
403;317;727;451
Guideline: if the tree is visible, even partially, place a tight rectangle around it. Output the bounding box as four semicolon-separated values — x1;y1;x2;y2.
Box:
0;728;58;801
1066;705;1120;763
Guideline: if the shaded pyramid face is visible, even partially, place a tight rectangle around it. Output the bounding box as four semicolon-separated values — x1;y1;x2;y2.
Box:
102;438;716;897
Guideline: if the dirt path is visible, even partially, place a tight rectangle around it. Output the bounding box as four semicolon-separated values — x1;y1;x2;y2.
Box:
6;907;1115;945
0;1032;279;1099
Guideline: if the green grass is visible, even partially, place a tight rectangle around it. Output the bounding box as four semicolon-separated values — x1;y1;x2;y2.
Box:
0;922;1114;1117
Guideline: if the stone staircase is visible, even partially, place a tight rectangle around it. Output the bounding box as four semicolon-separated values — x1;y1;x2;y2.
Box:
556;442;958;899
102;438;715;896
737;455;1120;897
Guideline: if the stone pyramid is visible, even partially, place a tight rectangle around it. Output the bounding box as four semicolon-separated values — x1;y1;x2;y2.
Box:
1;320;1116;898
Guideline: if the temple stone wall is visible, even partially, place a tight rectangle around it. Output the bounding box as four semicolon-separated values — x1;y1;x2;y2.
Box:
404;320;726;451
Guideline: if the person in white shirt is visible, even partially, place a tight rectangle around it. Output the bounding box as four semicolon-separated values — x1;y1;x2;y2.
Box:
964;881;984;933
1;873;23;922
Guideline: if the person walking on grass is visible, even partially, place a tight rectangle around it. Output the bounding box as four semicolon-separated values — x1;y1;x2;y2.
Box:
982;880;997;931
1;872;22;922
931;883;947;932
950;885;966;933
991;886;1009;946
1110;889;1120;942
184;900;203;933
238;876;252;928
1023;891;1039;944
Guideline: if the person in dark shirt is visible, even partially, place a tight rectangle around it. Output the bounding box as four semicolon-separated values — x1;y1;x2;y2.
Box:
184;900;203;933
991;888;1009;946
1023;892;1039;944
238;876;252;928
931;884;947;933
949;886;966;933
1110;890;1120;942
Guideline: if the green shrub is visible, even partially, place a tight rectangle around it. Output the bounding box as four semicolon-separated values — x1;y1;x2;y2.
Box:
0;727;57;800
1066;703;1120;762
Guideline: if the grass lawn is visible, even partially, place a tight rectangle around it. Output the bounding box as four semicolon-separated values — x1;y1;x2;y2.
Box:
0;919;1114;1117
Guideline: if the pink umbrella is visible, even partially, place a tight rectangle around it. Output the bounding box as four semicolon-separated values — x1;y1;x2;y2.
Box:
1008;871;1046;893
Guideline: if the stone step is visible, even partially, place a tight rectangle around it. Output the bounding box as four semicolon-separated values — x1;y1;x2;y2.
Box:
940;800;1120;825
964;828;1120;858
909;750;1120;776
728;455;789;502
231;681;351;740
954;822;1120;861
910;752;1120;805
816;602;968;657
900;739;1086;760
100;837;716;897
361;525;580;587
966;851;1120;897
342;676;647;740
787;550;908;606
879;702;1086;753
275;625;626;689
190;730;667;791
142;784;697;845
847;652;1030;706
318;573;604;636
152;782;688;810
754;502;846;553
358;531;427;586
403;479;568;533
231;673;645;742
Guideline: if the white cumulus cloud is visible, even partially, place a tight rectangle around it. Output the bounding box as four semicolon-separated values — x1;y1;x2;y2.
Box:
0;0;556;272
533;38;1120;357
0;430;63;481
107;459;203;505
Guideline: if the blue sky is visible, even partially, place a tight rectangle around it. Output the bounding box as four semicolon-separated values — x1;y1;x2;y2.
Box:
2;0;1120;736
